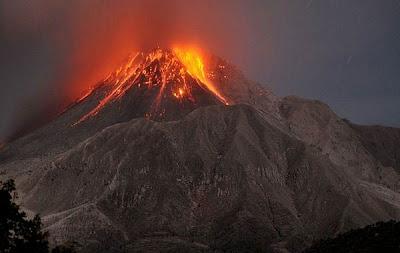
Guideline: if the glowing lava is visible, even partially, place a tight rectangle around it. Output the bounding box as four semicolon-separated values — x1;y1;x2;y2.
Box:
75;48;229;124
173;48;229;105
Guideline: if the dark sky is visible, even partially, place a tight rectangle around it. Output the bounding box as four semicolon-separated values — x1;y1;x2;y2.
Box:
1;0;399;140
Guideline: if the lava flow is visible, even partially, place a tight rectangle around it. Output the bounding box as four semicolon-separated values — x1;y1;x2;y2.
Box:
173;48;229;105
75;48;230;124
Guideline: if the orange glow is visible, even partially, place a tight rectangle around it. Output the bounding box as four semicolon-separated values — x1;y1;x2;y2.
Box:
76;52;142;123
75;48;230;124
172;87;186;99
5;0;249;112
173;47;229;105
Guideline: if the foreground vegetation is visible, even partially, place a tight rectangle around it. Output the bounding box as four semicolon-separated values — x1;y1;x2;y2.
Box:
303;220;400;253
0;179;75;253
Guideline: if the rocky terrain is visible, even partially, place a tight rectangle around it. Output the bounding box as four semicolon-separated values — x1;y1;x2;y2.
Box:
0;49;399;252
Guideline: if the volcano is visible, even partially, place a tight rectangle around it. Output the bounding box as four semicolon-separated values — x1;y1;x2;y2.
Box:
1;48;400;253
74;48;229;125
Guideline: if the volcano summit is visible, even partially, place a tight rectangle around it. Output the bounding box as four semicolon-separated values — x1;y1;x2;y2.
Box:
1;48;400;253
75;48;229;124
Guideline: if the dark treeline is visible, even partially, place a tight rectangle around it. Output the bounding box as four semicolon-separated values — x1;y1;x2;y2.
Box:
0;179;76;253
303;220;400;253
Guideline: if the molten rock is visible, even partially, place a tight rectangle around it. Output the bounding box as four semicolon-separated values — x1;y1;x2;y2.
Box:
76;48;229;124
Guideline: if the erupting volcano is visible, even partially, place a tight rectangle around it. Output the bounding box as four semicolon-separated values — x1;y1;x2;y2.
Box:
3;43;400;253
75;48;230;124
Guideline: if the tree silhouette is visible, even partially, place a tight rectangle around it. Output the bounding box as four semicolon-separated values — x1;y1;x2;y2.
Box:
303;220;400;253
0;179;49;253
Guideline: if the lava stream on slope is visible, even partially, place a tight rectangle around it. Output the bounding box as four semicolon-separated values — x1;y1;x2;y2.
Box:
75;48;230;124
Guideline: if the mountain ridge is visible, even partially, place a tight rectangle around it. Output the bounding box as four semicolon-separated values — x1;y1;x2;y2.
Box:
0;49;399;252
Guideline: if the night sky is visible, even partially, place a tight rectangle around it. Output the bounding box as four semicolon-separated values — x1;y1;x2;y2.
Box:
1;0;399;140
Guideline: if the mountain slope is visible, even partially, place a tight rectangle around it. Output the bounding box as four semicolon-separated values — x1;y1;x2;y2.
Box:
2;105;398;252
279;96;400;190
0;49;399;252
350;124;400;175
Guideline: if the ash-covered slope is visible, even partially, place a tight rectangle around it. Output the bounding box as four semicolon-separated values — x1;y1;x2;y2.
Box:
350;124;400;174
1;49;400;253
14;105;400;253
279;96;400;191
